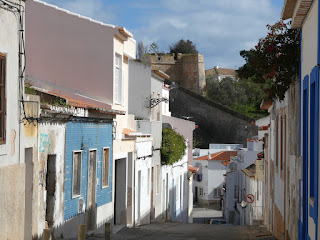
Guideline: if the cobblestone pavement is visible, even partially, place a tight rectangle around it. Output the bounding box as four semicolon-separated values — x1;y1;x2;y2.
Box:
87;222;276;240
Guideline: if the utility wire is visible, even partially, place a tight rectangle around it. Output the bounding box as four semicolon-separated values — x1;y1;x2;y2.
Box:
0;0;27;119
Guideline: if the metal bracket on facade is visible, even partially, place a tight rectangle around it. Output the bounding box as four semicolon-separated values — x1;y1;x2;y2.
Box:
150;97;168;108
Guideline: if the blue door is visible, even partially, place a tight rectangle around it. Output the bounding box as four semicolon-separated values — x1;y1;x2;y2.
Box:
302;76;309;239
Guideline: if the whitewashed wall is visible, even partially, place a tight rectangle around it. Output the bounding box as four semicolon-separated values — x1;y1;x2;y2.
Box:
161;150;188;222
301;1;319;238
38;122;66;238
134;139;152;225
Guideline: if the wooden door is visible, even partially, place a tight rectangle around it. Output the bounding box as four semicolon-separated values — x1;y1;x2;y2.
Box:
87;150;97;230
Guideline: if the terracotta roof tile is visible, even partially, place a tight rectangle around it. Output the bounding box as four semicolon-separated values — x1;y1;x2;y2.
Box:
260;99;273;110
221;160;230;166
195;151;237;161
32;86;125;115
258;125;270;131
122;128;135;135
188;165;199;173
242;163;256;178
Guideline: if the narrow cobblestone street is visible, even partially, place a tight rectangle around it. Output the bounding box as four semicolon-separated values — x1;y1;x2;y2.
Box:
87;222;275;240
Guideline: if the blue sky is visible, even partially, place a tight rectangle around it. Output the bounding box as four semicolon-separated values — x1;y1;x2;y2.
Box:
42;0;284;69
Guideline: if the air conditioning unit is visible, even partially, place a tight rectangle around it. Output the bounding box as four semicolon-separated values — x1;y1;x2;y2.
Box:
78;197;85;213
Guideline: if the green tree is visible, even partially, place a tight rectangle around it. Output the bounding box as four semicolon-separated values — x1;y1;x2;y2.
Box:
237;20;300;99
149;42;160;54
205;75;268;119
169;39;198;55
206;76;246;106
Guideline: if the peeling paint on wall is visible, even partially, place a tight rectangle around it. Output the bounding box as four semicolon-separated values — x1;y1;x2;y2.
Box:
39;133;50;154
24;99;39;137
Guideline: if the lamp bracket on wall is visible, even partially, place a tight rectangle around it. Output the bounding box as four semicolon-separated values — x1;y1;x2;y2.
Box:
150;97;168;108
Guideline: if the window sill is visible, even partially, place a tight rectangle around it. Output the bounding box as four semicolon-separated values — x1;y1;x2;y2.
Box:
102;185;109;189
72;194;81;199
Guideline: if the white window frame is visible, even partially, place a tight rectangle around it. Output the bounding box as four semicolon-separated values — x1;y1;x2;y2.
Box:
213;188;221;198
72;150;83;198
114;53;123;105
156;164;160;194
102;147;110;189
148;168;150;194
199;187;203;196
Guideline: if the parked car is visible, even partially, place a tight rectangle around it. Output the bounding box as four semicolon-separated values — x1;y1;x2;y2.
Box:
209;219;227;224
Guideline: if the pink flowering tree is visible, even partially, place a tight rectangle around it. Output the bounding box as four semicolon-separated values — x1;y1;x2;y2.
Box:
237;20;300;99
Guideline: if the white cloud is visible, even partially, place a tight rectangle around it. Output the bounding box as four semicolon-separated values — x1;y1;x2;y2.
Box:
42;0;281;69
132;0;280;69
45;0;116;24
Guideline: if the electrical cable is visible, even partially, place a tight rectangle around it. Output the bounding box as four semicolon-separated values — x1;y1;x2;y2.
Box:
0;0;27;120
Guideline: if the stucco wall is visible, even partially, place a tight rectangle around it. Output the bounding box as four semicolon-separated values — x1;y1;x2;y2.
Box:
0;0;23;167
134;139;152;226
113;37;129;112
301;0;318;80
260;81;300;239
208;161;226;201
225;170;238;223
193;159;208;203
128;61;152;119
162;115;195;165
26;0;116;105
150;75;163;222
300;2;319;239
64;121;113;220
181;54;206;96
169;85;257;148
0;1;26;239
150;54;206;95
161;154;189;223
286;81;300;240
193;160;226;204
0;164;25;240
162;87;171;116
162;116;194;221
151;55;183;88
38;121;66;238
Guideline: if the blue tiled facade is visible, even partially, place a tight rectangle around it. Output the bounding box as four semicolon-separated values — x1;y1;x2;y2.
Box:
64;121;113;221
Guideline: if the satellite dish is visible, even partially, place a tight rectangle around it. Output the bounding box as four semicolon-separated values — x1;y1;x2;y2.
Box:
241;200;247;208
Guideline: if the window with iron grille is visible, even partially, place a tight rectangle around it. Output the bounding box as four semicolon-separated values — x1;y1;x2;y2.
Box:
0;54;6;144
